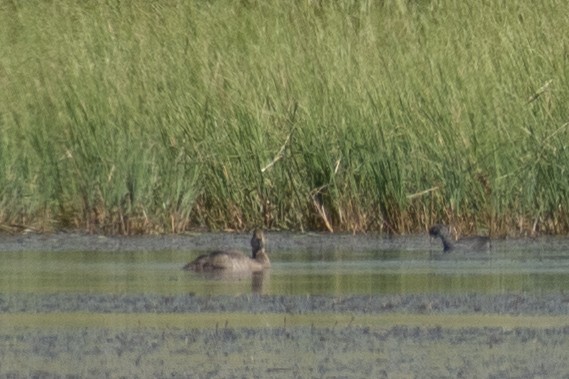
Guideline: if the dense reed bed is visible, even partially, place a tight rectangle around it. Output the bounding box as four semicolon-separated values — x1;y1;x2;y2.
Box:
1;1;568;235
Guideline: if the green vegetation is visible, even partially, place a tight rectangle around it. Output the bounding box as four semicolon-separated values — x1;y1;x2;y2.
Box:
1;1;568;234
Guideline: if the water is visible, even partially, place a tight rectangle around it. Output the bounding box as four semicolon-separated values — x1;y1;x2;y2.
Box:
1;234;568;297
2;234;569;377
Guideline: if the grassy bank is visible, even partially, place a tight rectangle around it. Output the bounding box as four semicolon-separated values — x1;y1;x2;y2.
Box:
1;1;568;235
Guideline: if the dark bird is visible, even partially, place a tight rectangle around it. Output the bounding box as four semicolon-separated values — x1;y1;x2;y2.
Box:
183;229;270;272
429;224;490;253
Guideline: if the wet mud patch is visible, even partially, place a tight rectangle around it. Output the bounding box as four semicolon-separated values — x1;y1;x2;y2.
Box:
1;293;569;315
1;325;568;378
1;292;568;377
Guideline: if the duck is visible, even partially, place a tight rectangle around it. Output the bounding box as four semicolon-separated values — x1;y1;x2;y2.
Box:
183;229;270;272
428;224;490;253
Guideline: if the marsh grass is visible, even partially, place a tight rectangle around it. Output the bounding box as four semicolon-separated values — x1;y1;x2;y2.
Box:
1;1;569;234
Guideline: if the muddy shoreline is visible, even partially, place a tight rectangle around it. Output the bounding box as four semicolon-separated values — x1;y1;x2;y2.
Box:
1;230;567;254
0;327;569;378
2;291;569;377
1;293;568;315
0;231;425;253
3;324;569;378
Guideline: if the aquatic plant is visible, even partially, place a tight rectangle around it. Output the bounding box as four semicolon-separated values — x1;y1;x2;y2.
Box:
1;1;568;235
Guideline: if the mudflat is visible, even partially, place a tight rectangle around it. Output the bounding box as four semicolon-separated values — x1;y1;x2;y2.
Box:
2;293;568;378
3;322;569;378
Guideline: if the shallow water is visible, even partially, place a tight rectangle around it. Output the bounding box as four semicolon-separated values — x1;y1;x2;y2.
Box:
1;233;568;297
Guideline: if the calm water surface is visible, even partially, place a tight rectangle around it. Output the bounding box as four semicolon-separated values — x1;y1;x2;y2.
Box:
1;234;568;296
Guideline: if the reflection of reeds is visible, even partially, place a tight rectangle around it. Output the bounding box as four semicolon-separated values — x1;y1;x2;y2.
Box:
2;2;569;235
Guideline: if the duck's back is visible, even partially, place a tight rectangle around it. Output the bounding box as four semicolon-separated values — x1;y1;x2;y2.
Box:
429;224;491;253
184;250;266;272
455;236;491;252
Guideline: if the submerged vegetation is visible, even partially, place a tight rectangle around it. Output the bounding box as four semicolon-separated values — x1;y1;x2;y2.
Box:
1;1;569;235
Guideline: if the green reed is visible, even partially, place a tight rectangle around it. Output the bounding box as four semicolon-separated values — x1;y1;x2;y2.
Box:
1;1;568;234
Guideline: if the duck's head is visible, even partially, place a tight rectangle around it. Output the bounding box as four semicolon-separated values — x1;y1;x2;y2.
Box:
428;224;450;238
250;228;266;257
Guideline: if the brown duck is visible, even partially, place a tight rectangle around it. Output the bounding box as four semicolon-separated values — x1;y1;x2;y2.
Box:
183;229;270;272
